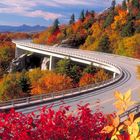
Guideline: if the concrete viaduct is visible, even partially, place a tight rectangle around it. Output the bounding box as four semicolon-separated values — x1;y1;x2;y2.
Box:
0;40;140;116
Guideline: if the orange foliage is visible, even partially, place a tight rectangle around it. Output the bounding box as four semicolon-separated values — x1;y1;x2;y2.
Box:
111;9;128;30
94;70;110;83
79;73;95;87
31;73;72;95
72;20;83;33
47;29;61;45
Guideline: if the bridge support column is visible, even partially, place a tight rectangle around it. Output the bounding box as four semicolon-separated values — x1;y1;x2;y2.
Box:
49;55;55;71
113;72;116;79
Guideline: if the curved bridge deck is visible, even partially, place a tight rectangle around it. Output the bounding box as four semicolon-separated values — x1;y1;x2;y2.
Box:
1;40;140;116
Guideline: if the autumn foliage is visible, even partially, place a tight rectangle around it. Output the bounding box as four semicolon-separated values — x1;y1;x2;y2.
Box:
0;104;108;140
79;73;95;87
0;32;32;77
31;72;72;95
102;90;140;140
0;90;140;140
33;0;140;58
0;60;111;101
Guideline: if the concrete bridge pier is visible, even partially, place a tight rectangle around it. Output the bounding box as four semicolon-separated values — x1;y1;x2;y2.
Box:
49;55;55;71
113;72;116;79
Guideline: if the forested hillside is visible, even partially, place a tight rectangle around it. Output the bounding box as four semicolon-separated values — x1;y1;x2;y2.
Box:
33;0;140;58
0;33;31;77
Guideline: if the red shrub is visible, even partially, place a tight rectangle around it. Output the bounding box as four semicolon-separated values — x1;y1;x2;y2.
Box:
0;104;108;140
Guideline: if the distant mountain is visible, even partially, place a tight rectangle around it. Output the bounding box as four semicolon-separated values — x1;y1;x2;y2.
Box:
0;24;47;33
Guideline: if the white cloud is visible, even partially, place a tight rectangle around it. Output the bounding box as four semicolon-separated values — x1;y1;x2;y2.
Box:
0;0;123;21
26;10;63;20
0;0;64;21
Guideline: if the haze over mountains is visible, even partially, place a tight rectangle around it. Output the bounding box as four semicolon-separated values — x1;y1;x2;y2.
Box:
0;24;46;33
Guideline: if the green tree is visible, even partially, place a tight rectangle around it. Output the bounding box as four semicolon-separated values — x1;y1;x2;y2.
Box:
69;14;75;24
56;59;81;84
91;10;95;17
51;18;59;33
85;10;90;17
122;0;127;10
0;46;15;77
0;72;32;101
84;35;94;46
56;58;71;75
98;35;111;53
121;21;134;37
67;65;81;84
103;12;114;28
111;0;116;10
18;71;31;94
84;19;94;29
132;0;139;8
83;64;98;75
0;74;23;101
79;10;85;21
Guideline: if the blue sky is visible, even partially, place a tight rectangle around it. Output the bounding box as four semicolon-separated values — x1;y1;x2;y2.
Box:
0;0;123;26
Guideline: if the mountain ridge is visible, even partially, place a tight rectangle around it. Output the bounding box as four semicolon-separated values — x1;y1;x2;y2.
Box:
0;24;47;33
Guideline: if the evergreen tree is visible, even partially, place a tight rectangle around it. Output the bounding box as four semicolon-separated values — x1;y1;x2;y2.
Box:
83;64;97;75
111;0;116;10
52;18;59;33
85;10;90;17
56;59;81;84
68;65;81;84
18;71;31;94
132;0;139;8
91;10;95;17
84;18;94;29
103;12;114;28
79;10;85;21
63;28;67;37
122;0;127;10
98;35;111;53
121;21;134;37
56;58;71;75
69;14;75;24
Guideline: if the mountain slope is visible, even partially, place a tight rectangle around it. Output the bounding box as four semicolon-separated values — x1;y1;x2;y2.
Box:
0;24;46;33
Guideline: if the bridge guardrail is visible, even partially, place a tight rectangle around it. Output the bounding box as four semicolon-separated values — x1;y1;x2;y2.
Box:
120;103;140;122
0;72;122;109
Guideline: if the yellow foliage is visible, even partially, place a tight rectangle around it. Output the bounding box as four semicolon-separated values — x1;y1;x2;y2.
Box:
115;34;140;57
127;116;140;140
27;68;50;84
91;22;102;38
111;9;127;30
101;115;120;135
94;69;110;83
124;113;135;126
102;89;140;139
114;89;135;115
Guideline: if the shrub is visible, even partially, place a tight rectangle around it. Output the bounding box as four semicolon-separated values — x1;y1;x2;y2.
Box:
0;104;108;140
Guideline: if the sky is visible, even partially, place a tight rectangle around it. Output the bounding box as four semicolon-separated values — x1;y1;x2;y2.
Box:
0;0;123;26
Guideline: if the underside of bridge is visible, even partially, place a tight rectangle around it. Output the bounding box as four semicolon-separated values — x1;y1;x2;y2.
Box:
11;46;116;78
